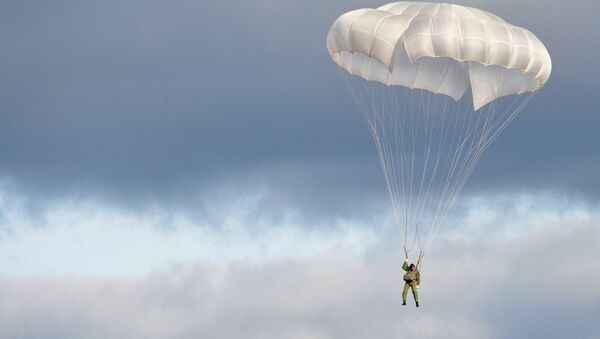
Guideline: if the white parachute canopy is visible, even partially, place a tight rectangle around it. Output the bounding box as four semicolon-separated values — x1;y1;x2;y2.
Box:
327;2;551;263
327;1;551;110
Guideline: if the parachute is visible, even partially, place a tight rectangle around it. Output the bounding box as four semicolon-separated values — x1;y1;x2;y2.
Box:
327;2;551;264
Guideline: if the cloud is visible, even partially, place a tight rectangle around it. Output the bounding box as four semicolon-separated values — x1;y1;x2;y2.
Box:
1;189;599;338
0;177;389;276
1;206;598;339
0;0;599;216
1;176;598;275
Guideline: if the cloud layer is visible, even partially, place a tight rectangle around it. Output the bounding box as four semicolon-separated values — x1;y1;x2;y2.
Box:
1;212;598;339
1;0;599;215
1;188;599;339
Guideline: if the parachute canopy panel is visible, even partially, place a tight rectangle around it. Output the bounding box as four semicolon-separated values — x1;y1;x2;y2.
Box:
326;2;552;110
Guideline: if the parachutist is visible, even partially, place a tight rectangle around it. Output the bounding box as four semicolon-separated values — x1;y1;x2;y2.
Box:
402;258;420;307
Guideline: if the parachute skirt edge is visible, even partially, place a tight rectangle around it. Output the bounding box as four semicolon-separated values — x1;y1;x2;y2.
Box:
333;50;542;110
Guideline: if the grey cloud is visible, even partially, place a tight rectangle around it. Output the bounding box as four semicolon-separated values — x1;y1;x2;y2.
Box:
0;0;599;220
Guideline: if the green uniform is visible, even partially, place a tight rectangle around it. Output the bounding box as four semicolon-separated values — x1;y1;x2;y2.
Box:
402;260;420;302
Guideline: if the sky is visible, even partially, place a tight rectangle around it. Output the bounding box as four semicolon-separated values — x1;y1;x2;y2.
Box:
1;0;599;338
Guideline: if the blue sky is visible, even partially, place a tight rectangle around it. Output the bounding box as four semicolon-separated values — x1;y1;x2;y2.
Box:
1;0;599;338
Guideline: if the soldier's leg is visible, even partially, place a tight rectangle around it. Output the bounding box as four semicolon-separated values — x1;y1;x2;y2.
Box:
411;283;419;302
402;283;410;301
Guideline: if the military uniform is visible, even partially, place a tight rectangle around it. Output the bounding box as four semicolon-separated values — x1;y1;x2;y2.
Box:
402;259;420;304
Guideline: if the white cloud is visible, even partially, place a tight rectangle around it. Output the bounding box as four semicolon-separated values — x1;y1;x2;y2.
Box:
0;182;385;276
1;217;598;339
1;189;599;338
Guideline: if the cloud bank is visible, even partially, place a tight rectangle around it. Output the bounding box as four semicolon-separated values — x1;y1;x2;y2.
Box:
1;188;599;339
1;207;598;339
